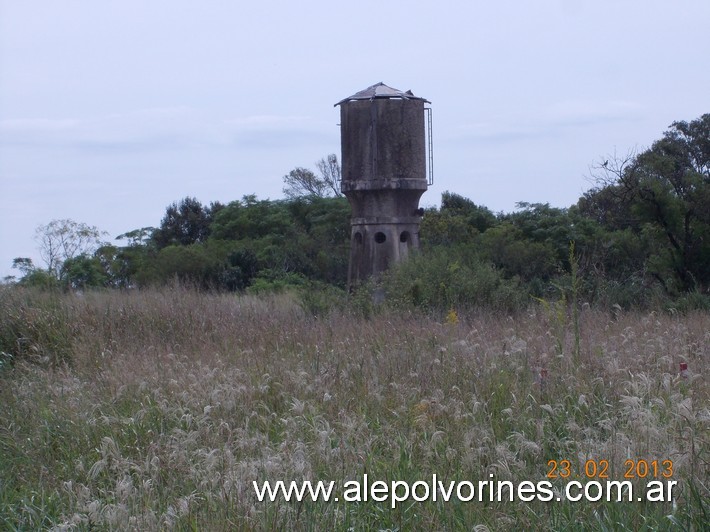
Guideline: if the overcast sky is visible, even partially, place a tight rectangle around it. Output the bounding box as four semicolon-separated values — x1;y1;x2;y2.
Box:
1;0;709;278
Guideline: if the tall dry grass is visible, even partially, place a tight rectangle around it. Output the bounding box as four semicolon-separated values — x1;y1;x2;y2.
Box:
0;285;708;530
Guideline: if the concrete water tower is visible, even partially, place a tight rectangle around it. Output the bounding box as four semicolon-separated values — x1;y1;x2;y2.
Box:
335;82;433;289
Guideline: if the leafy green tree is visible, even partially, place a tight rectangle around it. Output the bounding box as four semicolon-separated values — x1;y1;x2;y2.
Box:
219;248;259;291
116;227;156;247
61;254;108;289
285;196;350;284
91;244;142;289
11;257;58;288
440;191;497;233
98;227;162;288
211;195;291;241
152;197;222;249
283;154;342;199
587;114;710;294
202;195;351;289
135;244;215;287
421;192;496;248
501;203;578;264
478;222;558;287
283;167;329;199
11;258;35;278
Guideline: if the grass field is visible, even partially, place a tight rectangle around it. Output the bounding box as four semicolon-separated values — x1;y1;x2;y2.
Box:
1;286;708;530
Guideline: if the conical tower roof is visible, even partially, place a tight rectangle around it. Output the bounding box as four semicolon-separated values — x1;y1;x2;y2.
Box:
335;82;429;106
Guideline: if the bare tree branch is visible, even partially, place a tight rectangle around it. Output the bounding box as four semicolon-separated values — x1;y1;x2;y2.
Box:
586;147;638;188
315;154;342;197
35;219;106;278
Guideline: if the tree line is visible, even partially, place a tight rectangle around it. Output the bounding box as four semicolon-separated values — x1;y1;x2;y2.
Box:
8;114;709;311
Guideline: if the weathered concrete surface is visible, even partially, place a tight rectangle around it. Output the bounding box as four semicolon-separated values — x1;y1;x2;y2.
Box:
337;84;429;288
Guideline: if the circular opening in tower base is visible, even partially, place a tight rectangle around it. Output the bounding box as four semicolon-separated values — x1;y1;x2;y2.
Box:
374;232;386;244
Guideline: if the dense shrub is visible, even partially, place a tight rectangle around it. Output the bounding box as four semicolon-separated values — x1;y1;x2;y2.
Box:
381;246;528;315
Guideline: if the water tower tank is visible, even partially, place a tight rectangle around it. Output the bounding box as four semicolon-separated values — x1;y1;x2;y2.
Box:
335;82;432;288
